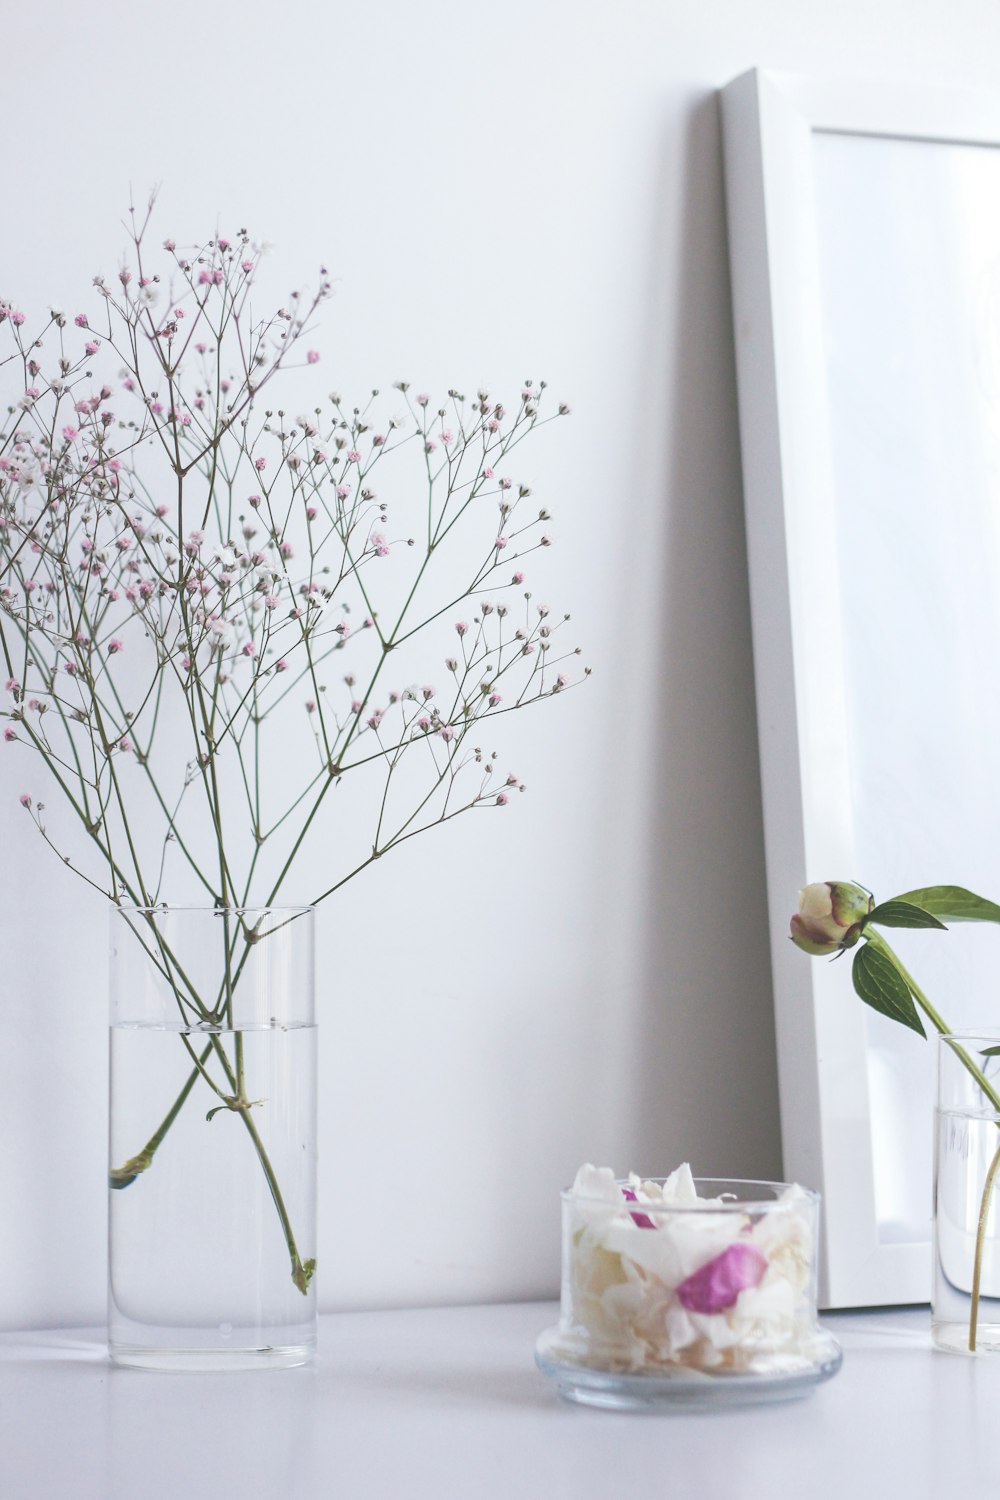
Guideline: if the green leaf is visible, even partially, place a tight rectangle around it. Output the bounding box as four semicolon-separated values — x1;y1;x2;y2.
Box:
893;886;1000;924
852;944;926;1037
981;1046;1000;1058
867;900;947;931
206;1105;225;1122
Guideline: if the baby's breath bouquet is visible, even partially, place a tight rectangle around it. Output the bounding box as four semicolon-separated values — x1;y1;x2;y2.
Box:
0;200;584;1357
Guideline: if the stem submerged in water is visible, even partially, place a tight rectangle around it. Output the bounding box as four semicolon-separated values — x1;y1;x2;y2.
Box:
863;930;1000;1353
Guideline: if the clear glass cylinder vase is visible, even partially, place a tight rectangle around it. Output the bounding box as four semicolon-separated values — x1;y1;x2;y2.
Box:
108;905;317;1370
933;1032;1000;1354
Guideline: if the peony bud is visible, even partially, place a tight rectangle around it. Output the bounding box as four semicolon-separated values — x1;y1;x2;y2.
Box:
790;881;873;955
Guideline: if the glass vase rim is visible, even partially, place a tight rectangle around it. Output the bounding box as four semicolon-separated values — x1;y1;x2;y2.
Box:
112;902;315;916
938;1029;1000;1044
562;1175;819;1212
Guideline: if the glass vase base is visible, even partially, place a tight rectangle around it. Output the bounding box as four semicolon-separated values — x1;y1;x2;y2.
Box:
109;1341;315;1372
535;1330;842;1412
932;1318;1000;1355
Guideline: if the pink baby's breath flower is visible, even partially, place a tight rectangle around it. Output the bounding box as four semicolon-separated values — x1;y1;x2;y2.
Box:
489;692;501;706
279;541;293;560
482;467;494;479
10;310;26;326
5;678;19;694
64;662;79;675
495;536;508;550
84;340;99;355
347;450;361;463
511;571;524;584
438;724;455;743
305;699;316;713
487;418;499;432
455;621;468;636
182;656;192;671
62;425;79;441
495;792;509;806
108;458;121;473
499;477;512;490
241;259;254;273
306;505;317;520
416;393;429;407
74;313;88;328
4;728;16;742
255;457;267;471
118;737;132;753
307;350;320;364
335;485;350;501
242;641;256;658
371;531;390;557
19;794;31;807
417;716;430;731
440;430;453;447
275;658;289;672
107;638;123;654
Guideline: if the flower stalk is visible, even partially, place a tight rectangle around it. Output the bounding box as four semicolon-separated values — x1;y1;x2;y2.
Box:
2;203;585;1298
791;881;1000;1353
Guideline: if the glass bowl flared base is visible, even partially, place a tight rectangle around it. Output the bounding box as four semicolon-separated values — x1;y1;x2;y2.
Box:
535;1326;842;1411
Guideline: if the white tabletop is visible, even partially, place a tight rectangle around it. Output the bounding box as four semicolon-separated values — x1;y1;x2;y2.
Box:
0;1303;996;1499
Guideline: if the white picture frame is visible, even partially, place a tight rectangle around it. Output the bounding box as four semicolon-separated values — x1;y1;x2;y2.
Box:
720;69;1000;1307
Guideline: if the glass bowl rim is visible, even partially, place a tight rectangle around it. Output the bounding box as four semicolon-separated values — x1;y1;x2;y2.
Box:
561;1175;819;1212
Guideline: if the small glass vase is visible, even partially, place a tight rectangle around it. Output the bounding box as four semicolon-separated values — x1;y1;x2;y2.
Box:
933;1032;1000;1355
108;905;317;1370
535;1176;841;1410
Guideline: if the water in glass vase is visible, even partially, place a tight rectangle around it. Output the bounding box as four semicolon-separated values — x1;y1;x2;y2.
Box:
108;1020;317;1370
933;1106;1000;1354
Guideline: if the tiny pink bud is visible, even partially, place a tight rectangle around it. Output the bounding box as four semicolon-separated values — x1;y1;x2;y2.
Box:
495;792;509;806
455;622;468;636
241;641;256;658
4;728;17;742
107;638;123;654
275;658;288;672
307;350;320;364
19;793;31;807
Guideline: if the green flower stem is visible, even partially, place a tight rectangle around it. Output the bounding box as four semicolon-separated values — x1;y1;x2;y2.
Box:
108;1042;210;1188
205;1032;314;1294
862;929;1000;1110
863;927;1000;1351
969;1138;1000;1352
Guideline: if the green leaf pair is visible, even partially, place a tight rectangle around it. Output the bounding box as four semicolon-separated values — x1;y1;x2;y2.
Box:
851;885;1000;1036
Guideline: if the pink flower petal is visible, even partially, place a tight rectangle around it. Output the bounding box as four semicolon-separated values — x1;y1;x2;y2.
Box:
621;1187;655;1229
676;1241;768;1314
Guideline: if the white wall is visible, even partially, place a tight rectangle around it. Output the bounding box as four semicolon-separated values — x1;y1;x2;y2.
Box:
3;0;998;1329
